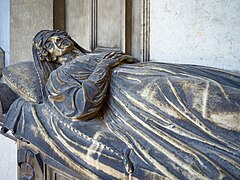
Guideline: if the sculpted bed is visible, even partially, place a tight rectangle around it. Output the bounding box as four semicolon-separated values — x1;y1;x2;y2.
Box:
0;30;240;179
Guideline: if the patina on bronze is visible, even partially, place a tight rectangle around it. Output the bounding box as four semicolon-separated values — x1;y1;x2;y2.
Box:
1;30;240;179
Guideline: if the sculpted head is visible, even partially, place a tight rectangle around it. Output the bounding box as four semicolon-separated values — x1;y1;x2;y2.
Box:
32;30;88;86
33;30;76;63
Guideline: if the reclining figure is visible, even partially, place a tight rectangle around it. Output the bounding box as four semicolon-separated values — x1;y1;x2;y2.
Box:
1;30;240;179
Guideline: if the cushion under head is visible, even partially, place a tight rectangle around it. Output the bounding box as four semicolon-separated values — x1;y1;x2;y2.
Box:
2;61;42;103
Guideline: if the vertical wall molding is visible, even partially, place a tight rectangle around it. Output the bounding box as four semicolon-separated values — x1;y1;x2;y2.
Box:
142;0;150;62
124;0;132;55
90;0;98;51
85;0;149;59
120;0;133;54
53;0;66;31
89;0;132;52
120;0;126;52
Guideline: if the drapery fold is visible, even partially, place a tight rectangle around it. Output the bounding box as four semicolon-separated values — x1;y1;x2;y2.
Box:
3;61;240;179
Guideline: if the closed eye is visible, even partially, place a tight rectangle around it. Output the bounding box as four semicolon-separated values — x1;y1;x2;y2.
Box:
45;42;53;49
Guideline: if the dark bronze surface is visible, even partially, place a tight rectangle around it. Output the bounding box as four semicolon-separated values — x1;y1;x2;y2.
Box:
0;83;18;114
1;30;240;179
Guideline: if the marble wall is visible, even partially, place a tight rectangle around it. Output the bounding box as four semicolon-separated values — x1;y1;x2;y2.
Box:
10;0;53;64
65;0;90;50
0;136;17;180
150;0;240;71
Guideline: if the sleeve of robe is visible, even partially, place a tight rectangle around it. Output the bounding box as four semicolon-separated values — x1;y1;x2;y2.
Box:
45;56;110;120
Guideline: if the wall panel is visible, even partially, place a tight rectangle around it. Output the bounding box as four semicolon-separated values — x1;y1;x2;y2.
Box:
150;0;240;71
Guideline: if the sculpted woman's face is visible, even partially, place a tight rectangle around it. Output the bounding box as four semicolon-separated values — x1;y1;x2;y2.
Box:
45;34;75;62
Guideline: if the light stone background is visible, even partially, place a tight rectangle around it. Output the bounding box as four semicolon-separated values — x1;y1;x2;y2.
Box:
10;0;53;64
0;136;17;180
150;0;240;71
66;0;125;51
66;0;90;51
65;0;144;60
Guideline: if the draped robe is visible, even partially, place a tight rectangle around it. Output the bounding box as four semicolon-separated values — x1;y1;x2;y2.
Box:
3;53;240;179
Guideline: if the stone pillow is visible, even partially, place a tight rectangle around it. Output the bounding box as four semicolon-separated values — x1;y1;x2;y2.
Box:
2;61;42;103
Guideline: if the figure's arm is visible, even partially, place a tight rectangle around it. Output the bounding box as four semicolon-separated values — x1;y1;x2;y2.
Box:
46;52;137;120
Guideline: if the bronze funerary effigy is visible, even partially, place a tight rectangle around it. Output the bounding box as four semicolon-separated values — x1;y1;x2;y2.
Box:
0;30;240;179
